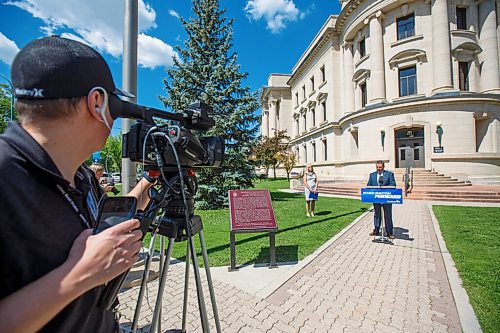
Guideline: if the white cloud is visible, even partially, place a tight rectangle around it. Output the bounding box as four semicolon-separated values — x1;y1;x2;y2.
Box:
138;33;177;69
168;9;180;19
5;0;174;69
244;0;302;33
0;32;20;65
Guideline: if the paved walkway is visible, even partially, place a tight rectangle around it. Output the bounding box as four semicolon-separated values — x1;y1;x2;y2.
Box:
118;200;481;332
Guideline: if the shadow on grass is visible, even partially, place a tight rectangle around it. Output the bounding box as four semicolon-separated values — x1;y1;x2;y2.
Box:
187;208;370;264
269;191;302;201
239;245;299;266
314;211;331;216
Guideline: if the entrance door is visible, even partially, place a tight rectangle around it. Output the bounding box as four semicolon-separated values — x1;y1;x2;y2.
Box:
395;127;425;168
398;146;425;168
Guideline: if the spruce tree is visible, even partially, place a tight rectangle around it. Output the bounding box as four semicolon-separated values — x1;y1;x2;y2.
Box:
161;0;260;209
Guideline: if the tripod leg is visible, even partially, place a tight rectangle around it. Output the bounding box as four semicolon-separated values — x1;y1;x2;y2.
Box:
182;241;190;332
157;236;166;333
188;236;211;333
381;207;385;240
150;237;175;333
199;230;221;333
132;233;158;331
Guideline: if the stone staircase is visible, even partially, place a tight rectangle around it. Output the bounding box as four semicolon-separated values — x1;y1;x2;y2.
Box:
292;168;500;202
392;168;471;187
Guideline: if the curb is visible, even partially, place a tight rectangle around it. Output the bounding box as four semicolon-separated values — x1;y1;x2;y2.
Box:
427;204;483;333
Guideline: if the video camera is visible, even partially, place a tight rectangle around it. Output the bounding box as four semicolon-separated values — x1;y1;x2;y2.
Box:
109;97;224;170
99;94;225;312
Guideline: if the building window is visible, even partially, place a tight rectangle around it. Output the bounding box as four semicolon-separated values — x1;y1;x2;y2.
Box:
323;139;327;161
459;62;470;91
303;114;306;132
302;85;306;99
397;14;415;40
321;101;326;122
399;66;417;96
320;66;326;82
295;92;299;106
311;108;315;127
295;119;299;136
360;82;367;107
310;76;315;92
456;7;467;30
312;142;316;162
304;145;307;163
359;38;366;58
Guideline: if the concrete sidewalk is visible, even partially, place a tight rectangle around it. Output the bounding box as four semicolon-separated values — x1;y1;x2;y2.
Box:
118;200;481;332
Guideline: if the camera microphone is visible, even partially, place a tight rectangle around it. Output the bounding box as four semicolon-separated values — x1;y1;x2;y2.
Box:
109;94;148;121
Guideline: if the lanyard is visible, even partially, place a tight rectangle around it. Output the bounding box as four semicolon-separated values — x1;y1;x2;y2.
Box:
55;184;92;229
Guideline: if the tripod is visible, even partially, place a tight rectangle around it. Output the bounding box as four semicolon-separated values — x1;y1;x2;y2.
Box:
130;215;221;333
372;204;392;244
118;169;221;333
372;182;393;245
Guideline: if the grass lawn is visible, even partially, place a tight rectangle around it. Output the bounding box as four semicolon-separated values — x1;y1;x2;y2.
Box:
433;205;500;333
144;179;370;268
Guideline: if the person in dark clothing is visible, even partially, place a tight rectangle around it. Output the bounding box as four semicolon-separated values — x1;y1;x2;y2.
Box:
366;160;397;239
0;36;156;333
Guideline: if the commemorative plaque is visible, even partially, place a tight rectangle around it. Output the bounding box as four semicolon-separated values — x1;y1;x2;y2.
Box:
228;190;278;271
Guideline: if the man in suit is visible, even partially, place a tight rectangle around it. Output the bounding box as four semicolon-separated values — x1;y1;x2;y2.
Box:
367;160;397;239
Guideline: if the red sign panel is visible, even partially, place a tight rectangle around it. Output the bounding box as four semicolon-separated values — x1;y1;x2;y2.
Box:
229;190;277;231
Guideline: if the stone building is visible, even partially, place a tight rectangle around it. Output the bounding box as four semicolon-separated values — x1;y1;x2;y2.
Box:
261;0;500;184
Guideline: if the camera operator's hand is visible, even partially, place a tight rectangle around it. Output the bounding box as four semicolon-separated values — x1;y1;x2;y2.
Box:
63;219;143;291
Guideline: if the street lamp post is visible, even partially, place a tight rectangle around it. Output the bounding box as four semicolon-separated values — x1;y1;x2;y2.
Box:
0;74;14;121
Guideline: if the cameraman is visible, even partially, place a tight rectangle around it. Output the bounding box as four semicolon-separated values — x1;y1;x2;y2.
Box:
89;163;118;194
0;37;156;332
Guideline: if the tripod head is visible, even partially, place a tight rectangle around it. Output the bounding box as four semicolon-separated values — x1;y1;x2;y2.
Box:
136;167;202;240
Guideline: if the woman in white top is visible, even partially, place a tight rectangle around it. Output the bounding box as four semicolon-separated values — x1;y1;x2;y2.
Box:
303;164;319;217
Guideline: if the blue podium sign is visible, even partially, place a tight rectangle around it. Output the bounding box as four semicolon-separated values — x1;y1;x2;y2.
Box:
361;188;403;204
92;151;101;163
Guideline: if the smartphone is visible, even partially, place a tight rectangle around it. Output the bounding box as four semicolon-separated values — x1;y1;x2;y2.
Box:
93;196;137;234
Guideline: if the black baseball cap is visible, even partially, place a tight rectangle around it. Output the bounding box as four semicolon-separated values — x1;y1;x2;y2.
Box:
11;36;133;100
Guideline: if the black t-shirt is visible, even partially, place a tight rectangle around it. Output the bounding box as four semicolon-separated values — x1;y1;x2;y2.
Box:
0;123;117;332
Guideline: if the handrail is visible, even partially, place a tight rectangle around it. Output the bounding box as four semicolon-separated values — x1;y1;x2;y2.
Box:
403;166;412;196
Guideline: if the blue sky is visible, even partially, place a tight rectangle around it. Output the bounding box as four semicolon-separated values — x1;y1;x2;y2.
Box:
0;0;341;135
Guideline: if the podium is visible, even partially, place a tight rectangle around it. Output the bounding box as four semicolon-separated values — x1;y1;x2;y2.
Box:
361;187;403;244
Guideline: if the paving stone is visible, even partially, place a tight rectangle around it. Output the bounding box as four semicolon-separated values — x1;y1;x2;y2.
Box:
116;201;469;332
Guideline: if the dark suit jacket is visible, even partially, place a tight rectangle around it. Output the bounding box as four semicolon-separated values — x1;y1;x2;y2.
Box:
367;170;396;187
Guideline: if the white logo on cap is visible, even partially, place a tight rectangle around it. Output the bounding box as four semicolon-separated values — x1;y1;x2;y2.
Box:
15;88;44;98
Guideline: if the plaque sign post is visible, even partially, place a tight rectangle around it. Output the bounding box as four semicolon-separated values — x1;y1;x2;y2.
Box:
228;189;278;271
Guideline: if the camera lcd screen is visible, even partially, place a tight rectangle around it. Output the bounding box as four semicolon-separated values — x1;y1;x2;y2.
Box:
94;196;137;234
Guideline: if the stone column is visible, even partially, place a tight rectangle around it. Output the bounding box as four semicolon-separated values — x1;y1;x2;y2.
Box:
269;98;277;137
367;11;386;103
479;0;500;93
298;110;304;135
261;110;269;137
431;0;453;92
343;41;355;113
469;1;479;33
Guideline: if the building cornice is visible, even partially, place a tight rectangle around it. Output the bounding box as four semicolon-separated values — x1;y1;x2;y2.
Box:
287;16;338;86
261;85;292;102
337;94;500;126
